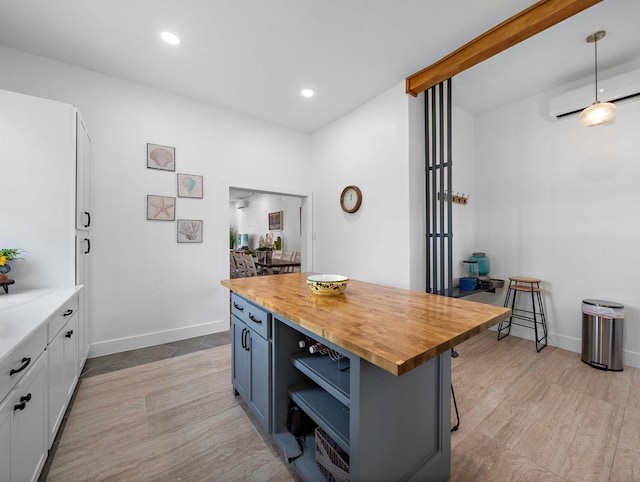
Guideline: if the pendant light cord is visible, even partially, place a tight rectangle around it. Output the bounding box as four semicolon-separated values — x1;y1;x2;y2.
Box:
594;36;599;103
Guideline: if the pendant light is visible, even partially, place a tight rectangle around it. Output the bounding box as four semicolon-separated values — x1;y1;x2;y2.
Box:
579;31;616;127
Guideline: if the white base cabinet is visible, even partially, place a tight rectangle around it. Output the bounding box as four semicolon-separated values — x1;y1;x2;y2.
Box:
0;389;13;482
10;353;48;482
48;297;80;447
1;351;49;482
0;288;84;482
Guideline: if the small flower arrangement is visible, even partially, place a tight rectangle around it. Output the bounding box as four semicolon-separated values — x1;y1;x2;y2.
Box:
0;248;25;266
257;232;274;250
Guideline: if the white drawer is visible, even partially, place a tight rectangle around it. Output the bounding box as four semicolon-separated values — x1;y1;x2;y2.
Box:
47;294;79;343
0;323;47;402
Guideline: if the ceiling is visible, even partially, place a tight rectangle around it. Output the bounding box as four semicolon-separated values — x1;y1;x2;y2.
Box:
0;0;638;133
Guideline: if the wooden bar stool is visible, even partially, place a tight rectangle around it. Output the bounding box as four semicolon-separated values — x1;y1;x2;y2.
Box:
497;276;548;352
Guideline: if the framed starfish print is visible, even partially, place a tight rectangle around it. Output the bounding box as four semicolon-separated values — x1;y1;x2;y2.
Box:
147;195;176;221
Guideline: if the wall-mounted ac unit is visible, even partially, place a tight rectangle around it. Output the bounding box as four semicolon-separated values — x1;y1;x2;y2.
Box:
236;200;248;209
549;68;640;119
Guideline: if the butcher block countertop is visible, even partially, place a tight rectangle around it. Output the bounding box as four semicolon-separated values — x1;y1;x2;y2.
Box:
221;273;511;376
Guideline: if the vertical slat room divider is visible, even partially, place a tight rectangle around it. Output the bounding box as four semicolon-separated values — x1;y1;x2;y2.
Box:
425;79;453;296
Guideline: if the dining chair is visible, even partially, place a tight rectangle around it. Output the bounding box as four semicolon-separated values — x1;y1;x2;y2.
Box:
284;251;301;273
242;253;258;277
229;251;239;278
272;250;284;260
292;251;301;272
232;251;248;277
282;251;294;261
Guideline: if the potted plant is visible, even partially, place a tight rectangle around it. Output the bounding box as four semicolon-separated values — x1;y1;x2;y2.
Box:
0;248;25;275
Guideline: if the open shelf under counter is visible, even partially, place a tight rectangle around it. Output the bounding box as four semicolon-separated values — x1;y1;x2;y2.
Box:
289;351;350;406
288;381;350;455
272;431;325;482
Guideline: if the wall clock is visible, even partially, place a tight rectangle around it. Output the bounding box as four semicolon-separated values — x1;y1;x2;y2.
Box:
340;185;362;213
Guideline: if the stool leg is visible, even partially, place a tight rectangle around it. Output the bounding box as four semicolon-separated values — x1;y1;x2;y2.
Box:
498;285;516;340
534;288;548;352
530;287;541;351
451;383;460;432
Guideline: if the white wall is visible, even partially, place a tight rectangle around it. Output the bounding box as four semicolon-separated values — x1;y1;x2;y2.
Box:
0;47;312;355
311;82;416;289
474;91;640;367
310;83;477;292
450;104;478;282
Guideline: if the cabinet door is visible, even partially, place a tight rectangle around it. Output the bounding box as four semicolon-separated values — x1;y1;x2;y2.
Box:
63;315;80;400
11;353;48;482
75;112;91;230
78;288;90;371
0;392;12;481
248;332;271;431
75;237;91;370
232;317;250;400
48;326;66;447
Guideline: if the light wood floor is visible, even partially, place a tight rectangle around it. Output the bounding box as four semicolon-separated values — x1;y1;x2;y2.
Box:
47;344;297;481
47;331;639;481
450;331;639;481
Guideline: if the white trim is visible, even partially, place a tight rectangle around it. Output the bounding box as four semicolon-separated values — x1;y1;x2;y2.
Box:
490;325;639;369
88;319;227;358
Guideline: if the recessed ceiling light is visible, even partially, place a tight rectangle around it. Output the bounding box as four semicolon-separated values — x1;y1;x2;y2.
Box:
301;89;314;98
161;31;180;45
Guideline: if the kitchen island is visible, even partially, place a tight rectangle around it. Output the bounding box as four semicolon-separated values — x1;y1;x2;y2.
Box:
221;273;510;481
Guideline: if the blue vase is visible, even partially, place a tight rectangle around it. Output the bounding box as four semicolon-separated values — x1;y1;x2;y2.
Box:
0;264;10;275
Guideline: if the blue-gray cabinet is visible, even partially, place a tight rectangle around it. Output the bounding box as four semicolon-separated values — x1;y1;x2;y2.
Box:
229;291;451;481
231;293;271;431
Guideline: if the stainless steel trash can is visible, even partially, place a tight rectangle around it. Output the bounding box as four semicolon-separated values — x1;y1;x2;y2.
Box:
581;299;624;371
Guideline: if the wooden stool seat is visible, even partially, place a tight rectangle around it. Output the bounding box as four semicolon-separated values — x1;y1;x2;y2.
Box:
498;276;548;352
509;276;541;284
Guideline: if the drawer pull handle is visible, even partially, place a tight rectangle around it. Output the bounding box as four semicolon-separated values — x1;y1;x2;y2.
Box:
84;238;91;254
66;330;74;338
233;302;244;311
10;357;31;376
63;309;73;316
14;393;31;411
84;212;91;228
248;313;262;324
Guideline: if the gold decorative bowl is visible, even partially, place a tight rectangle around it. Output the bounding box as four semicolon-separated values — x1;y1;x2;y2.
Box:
307;274;349;295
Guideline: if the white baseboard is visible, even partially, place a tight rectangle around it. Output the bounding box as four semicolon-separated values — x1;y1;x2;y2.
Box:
88;319;228;358
489;325;639;369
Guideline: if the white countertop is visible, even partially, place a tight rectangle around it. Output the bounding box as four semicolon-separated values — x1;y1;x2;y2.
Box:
0;286;83;365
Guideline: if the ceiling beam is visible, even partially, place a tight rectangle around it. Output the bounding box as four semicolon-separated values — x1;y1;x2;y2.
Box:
406;0;603;96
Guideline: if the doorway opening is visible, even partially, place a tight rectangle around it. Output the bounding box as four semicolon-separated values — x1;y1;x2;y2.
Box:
228;187;310;278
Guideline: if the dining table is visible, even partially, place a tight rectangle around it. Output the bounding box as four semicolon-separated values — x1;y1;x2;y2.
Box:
254;258;301;275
